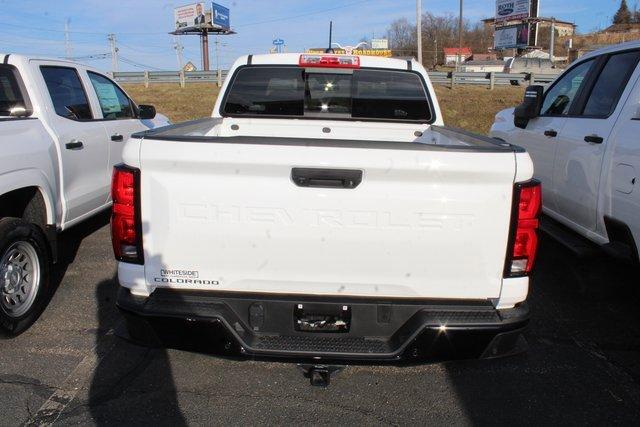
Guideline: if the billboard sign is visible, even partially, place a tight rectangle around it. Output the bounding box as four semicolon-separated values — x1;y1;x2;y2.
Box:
307;48;393;57
174;2;208;31
212;2;230;29
371;39;389;49
494;24;530;49
495;0;530;22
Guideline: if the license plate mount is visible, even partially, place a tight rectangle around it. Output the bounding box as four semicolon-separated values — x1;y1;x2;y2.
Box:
294;303;351;333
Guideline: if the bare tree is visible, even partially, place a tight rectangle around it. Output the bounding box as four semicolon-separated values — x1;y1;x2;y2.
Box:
632;2;640;24
387;14;493;67
421;13;459;65
386;18;416;58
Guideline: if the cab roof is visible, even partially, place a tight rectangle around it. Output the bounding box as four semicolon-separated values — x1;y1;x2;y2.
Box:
2;53;84;65
230;53;418;72
1;53;107;76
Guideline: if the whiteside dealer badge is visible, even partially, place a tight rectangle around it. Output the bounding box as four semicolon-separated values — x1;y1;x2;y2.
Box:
154;268;220;285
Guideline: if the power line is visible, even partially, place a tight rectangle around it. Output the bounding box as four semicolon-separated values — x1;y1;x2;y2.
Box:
118;41;174;54
0;0;372;37
70;53;110;61
119;55;164;71
0;20;167;36
0;29;103;45
236;0;372;27
1;0;379;71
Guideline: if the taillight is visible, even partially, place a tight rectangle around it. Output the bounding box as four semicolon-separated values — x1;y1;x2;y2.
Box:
505;180;541;276
298;54;360;68
111;164;143;264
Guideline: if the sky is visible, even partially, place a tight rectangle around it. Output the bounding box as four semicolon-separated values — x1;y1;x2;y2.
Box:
0;0;629;72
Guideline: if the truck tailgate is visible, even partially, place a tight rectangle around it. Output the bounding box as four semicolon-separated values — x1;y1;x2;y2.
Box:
139;138;516;299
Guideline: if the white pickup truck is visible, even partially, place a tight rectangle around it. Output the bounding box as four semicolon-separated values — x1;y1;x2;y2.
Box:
491;41;640;264
0;54;168;335
114;53;540;363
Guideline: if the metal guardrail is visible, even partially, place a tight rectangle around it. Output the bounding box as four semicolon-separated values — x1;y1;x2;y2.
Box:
112;70;559;88
428;71;559;87
112;70;229;87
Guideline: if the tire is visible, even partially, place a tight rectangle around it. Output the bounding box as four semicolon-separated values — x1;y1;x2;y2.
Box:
0;217;51;337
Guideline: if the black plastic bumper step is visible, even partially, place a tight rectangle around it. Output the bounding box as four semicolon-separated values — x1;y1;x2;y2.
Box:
117;288;530;361
253;334;389;354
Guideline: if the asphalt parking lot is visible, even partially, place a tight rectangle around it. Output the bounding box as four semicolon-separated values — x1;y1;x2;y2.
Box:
1;212;639;425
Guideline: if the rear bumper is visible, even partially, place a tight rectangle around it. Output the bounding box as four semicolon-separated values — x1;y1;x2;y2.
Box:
117;287;529;363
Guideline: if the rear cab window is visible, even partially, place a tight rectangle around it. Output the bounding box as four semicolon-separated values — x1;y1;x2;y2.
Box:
582;50;640;118
40;66;93;120
222;66;433;122
0;65;31;117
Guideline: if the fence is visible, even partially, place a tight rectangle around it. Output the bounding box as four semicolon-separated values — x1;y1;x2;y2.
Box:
428;71;559;88
112;70;229;87
112;70;560;88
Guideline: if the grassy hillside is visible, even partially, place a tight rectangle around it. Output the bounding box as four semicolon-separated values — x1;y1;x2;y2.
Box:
122;83;221;124
433;86;523;134
123;83;524;135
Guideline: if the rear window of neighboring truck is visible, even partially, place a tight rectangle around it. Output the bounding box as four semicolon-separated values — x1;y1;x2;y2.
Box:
0;65;29;117
222;66;433;122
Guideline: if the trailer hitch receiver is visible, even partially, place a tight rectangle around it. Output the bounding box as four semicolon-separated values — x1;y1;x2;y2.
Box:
297;364;344;387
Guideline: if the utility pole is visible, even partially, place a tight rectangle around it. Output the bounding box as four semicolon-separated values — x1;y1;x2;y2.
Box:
108;33;119;73
457;0;463;70
201;29;210;71
416;0;422;64
215;36;221;87
434;36;438;68
64;18;72;60
549;18;556;64
173;36;184;70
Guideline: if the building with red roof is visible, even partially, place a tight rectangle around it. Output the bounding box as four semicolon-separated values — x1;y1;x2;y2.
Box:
443;47;473;65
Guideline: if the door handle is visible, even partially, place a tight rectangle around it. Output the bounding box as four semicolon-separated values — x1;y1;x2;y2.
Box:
65;140;84;150
291;168;363;189
584;135;604;144
544;129;558;137
111;133;124;142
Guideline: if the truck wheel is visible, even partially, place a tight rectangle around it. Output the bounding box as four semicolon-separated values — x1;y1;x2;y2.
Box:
0;218;51;337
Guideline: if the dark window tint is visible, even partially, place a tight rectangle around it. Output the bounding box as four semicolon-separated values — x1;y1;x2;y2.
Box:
222;66;431;122
223;67;304;116
0;66;26;116
352;70;430;120
41;66;92;120
304;72;352;117
541;59;594;116
583;51;640;117
88;72;135;119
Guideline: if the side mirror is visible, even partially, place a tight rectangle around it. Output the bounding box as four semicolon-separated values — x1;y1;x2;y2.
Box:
514;85;544;129
138;104;156;120
9;105;31;117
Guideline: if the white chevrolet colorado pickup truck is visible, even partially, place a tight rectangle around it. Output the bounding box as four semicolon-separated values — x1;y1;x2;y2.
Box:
114;53;540;363
491;42;640;264
0;54;168;335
